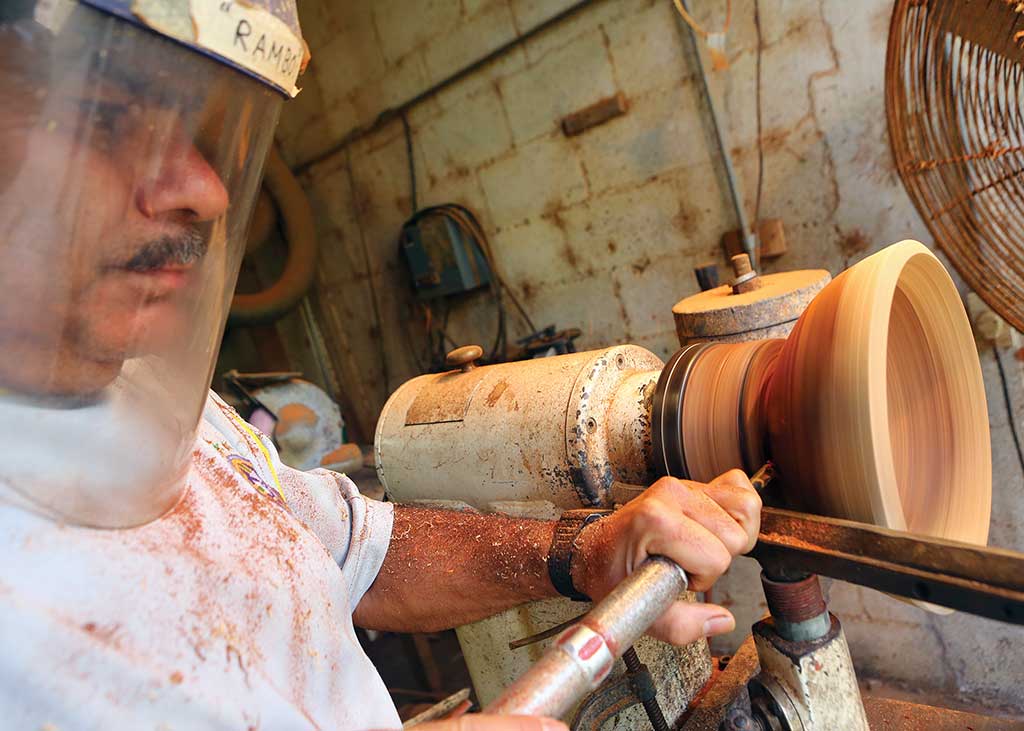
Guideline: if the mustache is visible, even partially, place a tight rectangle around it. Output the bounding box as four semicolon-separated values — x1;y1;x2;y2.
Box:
118;228;207;272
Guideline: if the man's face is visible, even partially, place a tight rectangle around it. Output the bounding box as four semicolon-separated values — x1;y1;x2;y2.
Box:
0;52;230;398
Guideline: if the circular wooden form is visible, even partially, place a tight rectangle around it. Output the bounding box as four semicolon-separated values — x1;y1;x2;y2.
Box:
671;241;991;554
673;269;831;343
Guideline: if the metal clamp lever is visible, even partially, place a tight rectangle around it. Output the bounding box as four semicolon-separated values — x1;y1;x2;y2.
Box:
750;507;1024;624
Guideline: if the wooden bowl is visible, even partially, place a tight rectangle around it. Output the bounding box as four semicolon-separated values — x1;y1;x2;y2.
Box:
766;241;991;546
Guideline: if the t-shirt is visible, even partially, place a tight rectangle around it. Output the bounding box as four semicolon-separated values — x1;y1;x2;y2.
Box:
0;392;400;730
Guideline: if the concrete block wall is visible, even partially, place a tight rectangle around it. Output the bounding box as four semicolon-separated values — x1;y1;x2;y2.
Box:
274;0;1024;713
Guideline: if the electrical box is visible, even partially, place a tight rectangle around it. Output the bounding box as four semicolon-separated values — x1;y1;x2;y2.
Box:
400;214;491;300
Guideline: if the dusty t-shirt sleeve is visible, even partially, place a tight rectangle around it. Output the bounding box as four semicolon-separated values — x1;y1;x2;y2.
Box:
277;463;394;605
201;392;394;606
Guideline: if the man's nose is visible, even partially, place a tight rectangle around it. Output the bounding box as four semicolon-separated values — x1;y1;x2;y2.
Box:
136;138;230;222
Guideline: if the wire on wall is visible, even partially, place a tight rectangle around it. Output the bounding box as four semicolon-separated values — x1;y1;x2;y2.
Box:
398;109;536;369
402;203;537;369
401;113;418;215
752;0;764;229
295;0;602;174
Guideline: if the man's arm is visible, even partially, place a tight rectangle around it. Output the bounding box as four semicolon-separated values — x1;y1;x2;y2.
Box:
352;507;558;631
353;470;761;645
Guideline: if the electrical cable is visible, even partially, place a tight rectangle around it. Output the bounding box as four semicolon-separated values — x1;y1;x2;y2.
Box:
752;0;764;230
993;346;1024;481
401;113;418;215
402;203;537;366
671;0;731;38
396;98;535;366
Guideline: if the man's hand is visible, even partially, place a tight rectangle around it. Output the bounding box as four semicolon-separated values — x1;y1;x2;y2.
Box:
571;469;761;646
417;715;567;731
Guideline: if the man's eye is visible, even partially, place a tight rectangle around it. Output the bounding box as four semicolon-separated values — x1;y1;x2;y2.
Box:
94;102;129;131
81;100;137;135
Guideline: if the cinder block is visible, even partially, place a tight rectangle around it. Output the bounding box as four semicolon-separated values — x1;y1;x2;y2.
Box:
520;273;634;350
276;113;332;170
629;329;687;362
611;251;706;342
934;610;1024;708
462;0;505;17
418;86;513;182
316;285;389;418
350;50;431;130
422;1;518;84
314;27;388;113
372;0;461;65
841;602;955;692
500;30;618;145
508;0;580;34
433;46;529;113
347;129;418;274
478;135;587;229
604;2;691;97
707;556;769;656
275;75;328;162
517;0;645;62
303;165;369;289
324;95;361;142
557;173;721;268
489;216;573;289
570;83;720;197
416;166;490;216
293;0;339;61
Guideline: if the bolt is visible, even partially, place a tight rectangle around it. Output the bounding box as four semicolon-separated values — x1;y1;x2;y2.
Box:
585;417;598;434
729;253;761;294
731;253;753;278
615;353;626;369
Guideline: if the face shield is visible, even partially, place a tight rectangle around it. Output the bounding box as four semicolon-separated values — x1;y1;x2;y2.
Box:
0;3;289;527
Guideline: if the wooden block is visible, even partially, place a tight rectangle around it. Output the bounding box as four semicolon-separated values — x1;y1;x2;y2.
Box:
561;93;628;137
721;218;788;261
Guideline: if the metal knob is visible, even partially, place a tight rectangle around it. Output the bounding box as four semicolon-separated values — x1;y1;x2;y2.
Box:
730;253;760;294
446;345;483;372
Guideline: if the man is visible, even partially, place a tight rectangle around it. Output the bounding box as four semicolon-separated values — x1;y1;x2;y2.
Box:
0;2;760;730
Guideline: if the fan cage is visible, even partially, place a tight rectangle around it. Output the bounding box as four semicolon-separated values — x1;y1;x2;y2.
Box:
887;0;1024;330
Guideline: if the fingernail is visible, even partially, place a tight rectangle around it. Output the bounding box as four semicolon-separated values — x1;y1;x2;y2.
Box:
702;615;734;637
542;719;569;731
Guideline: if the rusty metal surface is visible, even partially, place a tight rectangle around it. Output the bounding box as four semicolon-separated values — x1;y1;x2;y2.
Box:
760;574;826;624
750;508;1024;624
681;636;1024;730
403;368;488;425
679;637;761;731
376;346;662;509
621;647;670;731
753;617;870;730
566;346;664;505
887;0;1024;331
484;558;687;718
863;697;1024;730
570;674;640;731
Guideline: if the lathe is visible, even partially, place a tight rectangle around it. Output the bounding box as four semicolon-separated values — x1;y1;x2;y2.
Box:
374;241;1023;730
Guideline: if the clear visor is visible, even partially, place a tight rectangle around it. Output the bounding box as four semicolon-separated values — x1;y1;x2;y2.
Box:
0;6;282;527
